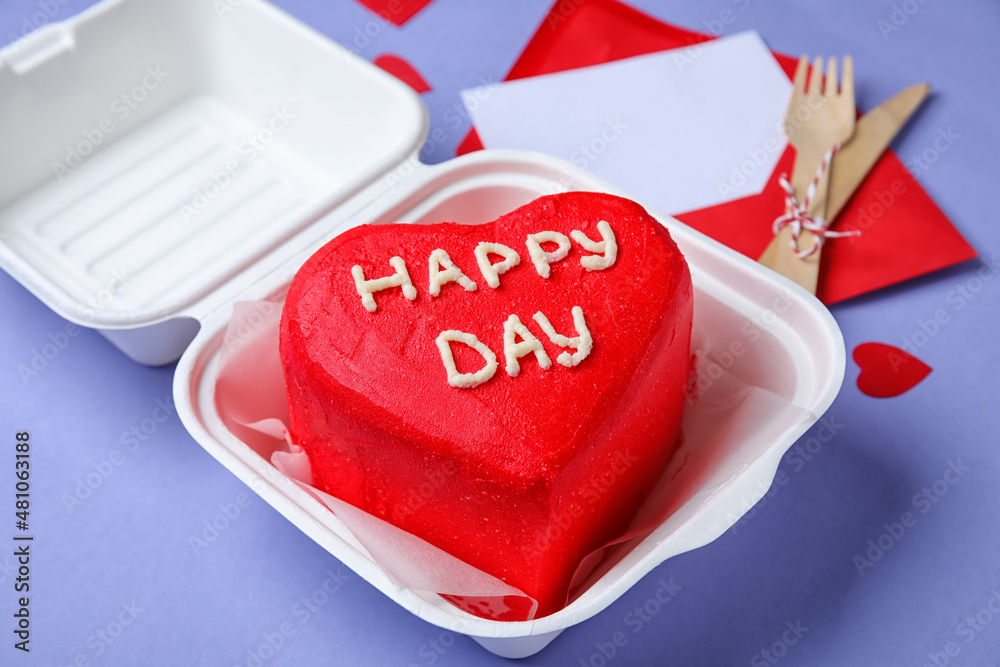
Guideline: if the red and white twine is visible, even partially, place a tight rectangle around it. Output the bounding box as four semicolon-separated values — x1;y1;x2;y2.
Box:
772;144;859;258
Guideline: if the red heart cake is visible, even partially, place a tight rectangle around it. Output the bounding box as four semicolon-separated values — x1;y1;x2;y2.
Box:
279;192;693;617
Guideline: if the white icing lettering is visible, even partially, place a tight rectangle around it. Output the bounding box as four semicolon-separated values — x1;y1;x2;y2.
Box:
570;220;617;271
428;248;477;297
503;314;552;377
435;330;498;389
525;231;571;279
532;306;593;367
475;242;521;289
352;256;417;313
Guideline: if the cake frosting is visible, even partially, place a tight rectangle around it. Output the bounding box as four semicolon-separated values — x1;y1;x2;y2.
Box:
279;192;693;616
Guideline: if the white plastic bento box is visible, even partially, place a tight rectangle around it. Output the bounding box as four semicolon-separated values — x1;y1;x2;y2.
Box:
0;0;845;659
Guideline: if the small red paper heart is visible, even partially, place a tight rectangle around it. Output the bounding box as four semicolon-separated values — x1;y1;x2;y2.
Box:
854;342;932;398
374;54;432;93
355;0;433;26
280;193;693;616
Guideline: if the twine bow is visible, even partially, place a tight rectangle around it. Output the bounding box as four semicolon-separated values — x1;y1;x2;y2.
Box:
772;145;859;258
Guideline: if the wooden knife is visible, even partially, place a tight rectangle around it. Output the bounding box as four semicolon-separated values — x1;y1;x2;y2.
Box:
826;82;930;221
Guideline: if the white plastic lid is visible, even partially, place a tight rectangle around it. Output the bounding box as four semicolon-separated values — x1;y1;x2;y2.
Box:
0;0;427;329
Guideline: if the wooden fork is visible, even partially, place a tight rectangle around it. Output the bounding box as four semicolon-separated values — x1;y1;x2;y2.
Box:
759;55;857;294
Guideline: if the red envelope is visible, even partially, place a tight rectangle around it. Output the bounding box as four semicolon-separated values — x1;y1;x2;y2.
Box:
457;0;976;304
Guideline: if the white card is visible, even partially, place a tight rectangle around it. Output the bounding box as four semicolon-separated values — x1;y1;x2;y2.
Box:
462;31;792;215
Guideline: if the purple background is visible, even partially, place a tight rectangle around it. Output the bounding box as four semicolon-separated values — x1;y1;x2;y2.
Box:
2;1;999;665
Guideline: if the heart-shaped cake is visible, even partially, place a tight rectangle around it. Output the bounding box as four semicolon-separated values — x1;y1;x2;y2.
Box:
280;192;693;616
